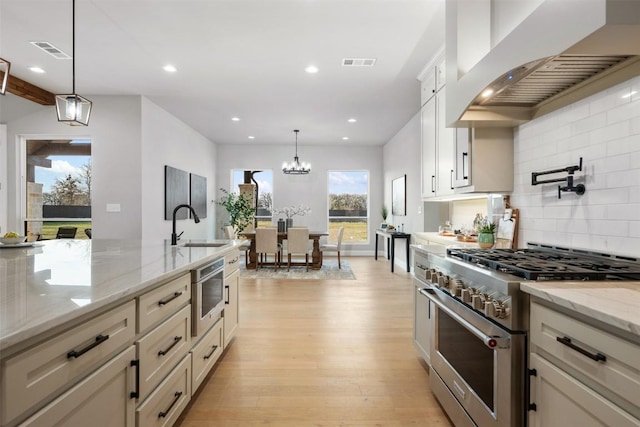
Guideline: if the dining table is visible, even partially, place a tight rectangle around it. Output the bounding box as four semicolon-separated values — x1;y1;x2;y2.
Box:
239;230;329;270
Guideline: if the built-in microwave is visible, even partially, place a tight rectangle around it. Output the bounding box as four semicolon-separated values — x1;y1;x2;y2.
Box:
191;257;225;337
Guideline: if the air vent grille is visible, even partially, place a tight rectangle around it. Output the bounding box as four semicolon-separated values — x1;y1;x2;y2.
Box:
30;41;71;59
342;58;376;67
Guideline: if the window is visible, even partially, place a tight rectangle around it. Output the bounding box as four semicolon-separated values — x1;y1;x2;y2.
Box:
26;138;92;240
231;169;273;227
327;170;369;243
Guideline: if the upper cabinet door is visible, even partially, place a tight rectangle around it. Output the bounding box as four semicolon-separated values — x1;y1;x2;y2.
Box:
421;99;437;198
453;128;470;188
420;68;436;107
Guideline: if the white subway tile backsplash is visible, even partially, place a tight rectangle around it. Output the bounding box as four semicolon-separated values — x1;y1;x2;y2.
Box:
512;75;640;256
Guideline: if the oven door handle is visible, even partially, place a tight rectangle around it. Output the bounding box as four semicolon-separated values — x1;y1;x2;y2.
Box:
420;288;510;349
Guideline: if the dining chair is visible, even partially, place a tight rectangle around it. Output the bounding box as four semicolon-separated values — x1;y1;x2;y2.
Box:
255;227;279;270
286;227;310;271
320;227;344;269
225;225;250;265
56;226;77;239
84;228;92;239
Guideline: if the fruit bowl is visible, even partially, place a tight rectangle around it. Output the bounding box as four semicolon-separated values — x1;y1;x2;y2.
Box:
0;235;28;245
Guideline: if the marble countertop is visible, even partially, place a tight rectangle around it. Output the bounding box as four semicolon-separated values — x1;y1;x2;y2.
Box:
410;243;448;257
413;231;479;248
521;281;640;337
0;238;243;351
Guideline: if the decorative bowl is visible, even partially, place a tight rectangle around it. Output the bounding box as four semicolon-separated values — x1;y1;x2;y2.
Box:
0;236;28;245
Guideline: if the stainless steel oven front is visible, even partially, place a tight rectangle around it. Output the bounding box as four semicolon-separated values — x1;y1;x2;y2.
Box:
422;287;526;427
191;257;225;337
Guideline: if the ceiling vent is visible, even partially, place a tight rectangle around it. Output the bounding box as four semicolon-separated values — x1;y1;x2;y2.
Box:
342;58;376;67
30;41;71;59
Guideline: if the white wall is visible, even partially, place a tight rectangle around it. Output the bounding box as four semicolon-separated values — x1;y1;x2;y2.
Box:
382;111;422;270
511;75;640;257
216;143;383;253
140;98;217;241
3;95;216;241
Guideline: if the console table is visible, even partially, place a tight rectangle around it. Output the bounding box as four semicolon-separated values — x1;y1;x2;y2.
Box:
375;229;411;273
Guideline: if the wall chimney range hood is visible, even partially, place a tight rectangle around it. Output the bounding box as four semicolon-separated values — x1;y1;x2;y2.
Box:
446;0;640;128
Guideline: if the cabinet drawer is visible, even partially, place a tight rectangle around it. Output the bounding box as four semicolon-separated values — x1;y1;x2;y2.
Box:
137;305;191;401
531;301;640;409
19;346;136;427
138;274;190;333
530;353;640;427
224;250;240;276
191;317;224;393
136;354;191;427
2;300;136;426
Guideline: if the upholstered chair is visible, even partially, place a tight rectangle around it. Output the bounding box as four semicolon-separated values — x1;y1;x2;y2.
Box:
286;227;310;271
255;227;279;269
320;227;344;269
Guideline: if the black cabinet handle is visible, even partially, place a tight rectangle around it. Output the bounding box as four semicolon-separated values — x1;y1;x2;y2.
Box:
228;257;238;264
431;175;436;193
462;152;469;180
158;391;182;418
67;334;109;359
225;285;230;304
130;360;140;399
204;345;219;360
556;336;606;362
158;291;182;306
158;336;182;356
450;169;454;189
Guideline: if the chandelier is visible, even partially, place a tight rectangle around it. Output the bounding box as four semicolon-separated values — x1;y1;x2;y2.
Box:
282;129;311;175
55;0;92;126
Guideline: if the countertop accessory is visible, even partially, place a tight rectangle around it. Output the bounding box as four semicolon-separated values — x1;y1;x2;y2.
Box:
531;157;585;199
0;235;27;245
55;0;92;126
171;204;200;245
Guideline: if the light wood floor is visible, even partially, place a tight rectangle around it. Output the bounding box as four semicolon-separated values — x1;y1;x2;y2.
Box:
177;256;453;427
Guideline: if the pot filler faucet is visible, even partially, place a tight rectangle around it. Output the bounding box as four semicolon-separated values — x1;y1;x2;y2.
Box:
171;204;200;245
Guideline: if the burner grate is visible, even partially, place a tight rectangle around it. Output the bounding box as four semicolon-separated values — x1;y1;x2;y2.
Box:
447;248;640;280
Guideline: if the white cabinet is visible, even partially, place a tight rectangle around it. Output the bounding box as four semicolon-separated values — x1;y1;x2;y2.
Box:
1;301;136;426
223;250;240;346
19;346;136;427
421;87;454;199
452;127;514;193
412;251;434;366
529;301;640;426
190;317;224;394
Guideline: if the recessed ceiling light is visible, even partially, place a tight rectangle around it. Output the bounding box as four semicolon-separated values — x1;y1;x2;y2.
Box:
231;117;240;121
29;67;46;73
248;136;255;139
305;65;319;74
348;118;357;123
163;65;177;72
342;137;349;140
481;89;494;98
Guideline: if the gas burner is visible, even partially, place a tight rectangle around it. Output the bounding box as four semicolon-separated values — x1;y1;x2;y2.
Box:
447;246;640;281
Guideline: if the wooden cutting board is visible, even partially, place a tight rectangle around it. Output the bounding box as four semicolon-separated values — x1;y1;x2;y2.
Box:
495;208;518;249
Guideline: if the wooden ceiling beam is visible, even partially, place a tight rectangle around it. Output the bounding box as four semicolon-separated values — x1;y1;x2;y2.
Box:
29;143;91;156
1;71;56;106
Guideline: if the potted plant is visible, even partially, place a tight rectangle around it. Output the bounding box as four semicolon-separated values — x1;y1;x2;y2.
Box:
476;216;496;249
215;188;255;235
380;205;388;229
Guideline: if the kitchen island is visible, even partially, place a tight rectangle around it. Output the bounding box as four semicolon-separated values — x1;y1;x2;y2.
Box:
0;238;243;427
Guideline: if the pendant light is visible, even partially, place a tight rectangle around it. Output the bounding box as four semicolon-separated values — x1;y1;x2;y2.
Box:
0;58;9;95
282;129;311;175
55;0;92;126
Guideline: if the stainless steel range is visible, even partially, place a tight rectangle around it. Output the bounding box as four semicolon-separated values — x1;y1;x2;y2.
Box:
413;243;640;427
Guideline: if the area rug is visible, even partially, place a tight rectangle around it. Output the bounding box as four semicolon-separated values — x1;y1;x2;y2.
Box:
239;259;356;280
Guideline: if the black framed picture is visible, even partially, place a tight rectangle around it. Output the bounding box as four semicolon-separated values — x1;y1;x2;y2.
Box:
392;174;406;216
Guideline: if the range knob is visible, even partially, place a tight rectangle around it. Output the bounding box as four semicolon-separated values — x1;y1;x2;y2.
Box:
429;270;440;283
493;301;510;319
472;294;485;310
483;301;495;317
450;279;464;297
460;287;471;303
437;275;450;289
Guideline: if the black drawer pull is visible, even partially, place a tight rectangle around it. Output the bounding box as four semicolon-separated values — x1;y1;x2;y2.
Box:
158;291;182;306
67;334;109;359
204;345;219;360
556;336;606;362
225;285;230;304
228;257;238;264
158;336;182;356
130;360;140;399
158;391;182;418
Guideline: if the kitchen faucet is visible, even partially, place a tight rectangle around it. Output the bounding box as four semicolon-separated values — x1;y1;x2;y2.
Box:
171;204;200;245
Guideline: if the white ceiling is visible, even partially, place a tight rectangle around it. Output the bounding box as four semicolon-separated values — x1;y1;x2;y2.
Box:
1;0;445;146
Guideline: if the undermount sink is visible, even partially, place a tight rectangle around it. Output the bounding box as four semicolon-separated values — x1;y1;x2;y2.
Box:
181;242;229;248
